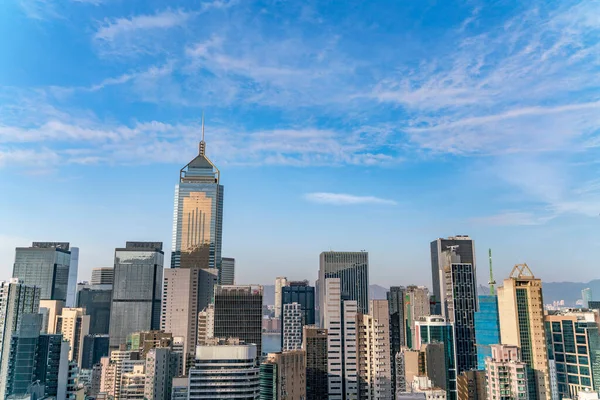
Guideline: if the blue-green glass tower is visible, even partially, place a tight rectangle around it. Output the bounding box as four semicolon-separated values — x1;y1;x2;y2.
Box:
474;295;500;369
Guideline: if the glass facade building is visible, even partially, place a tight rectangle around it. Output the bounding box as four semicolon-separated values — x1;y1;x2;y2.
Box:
81;335;110;369
109;242;164;348
318;251;369;325
12;242;71;301
77;286;112;334
5;314;42;397
171;136;224;276
220;257;235;285
280;281;315;348
213;285;263;361
545;311;600;399
474;295;500;370
387;286;406;395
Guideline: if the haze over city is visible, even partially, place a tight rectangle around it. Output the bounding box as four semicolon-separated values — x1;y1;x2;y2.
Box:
1;0;600;286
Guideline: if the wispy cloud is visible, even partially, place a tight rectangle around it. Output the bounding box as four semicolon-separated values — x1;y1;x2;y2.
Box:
95;10;190;42
472;211;557;226
304;193;397;206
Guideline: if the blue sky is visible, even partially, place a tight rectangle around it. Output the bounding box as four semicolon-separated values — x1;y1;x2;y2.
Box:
1;0;599;287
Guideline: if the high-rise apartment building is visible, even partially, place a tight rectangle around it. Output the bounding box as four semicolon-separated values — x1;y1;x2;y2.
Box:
319;251;369;326
197;304;214;346
109;241;164;348
545;309;600;398
497;264;550;400
39;299;64;334
12;241;71;301
188;339;260;399
303;325;328;400
439;246;478;374
405;285;431;349
282;302;303;351
77;285;112;334
213;285;263;360
388;286;406;395
0;278;41;399
474;294;500;369
323;277;359;400
120;364;146;400
275;277;288;319
414;315;457;400
161;267;217;368
99;349;142;399
260;351;306;400
430;236;475;315
171;126;224;275
357;300;393;400
56;307;90;366
485;344;528;400
221;257;235;285
91;267;114;285
144;347;179;400
457;370;486;400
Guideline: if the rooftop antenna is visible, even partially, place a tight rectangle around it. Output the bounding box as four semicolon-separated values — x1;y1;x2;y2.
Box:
199;111;206;156
488;248;496;295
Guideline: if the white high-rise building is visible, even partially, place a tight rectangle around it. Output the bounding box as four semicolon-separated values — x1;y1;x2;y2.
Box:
145;347;178;400
188;338;260;399
485;344;528;400
0;279;41;399
324;277;358;400
282;302;302;351
275;277;288;319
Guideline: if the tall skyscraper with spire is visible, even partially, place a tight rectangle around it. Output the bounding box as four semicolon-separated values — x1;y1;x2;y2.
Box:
171;116;224;274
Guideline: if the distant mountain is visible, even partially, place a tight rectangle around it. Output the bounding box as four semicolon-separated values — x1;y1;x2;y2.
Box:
369;284;389;300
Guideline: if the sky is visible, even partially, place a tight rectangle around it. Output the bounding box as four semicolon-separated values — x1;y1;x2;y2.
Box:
1;0;599;287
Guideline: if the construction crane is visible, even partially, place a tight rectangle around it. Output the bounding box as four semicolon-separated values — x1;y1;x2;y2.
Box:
488;248;496;295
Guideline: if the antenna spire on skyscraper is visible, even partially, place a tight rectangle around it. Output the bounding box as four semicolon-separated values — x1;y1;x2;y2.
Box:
489;248;496;295
199;112;206;156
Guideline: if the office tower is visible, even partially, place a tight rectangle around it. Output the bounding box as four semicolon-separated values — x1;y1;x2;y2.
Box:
457;370;486;400
144;347;178;400
474;294;500;369
36;333;70;399
127;330;173;358
91;267;114;285
582;288;593;309
497;264;550;400
82;334;110;369
12;241;71;301
422;343;447;391
281;280;316;343
414;315;457;400
171;377;189;400
545;310;600;398
213;285;263;360
171;122;224;275
430;236;475;315
405;285;431;348
274;277;288;319
109;241;164;348
303;325;328;400
357;300;393;400
66;247;79;307
438;246;478;374
56;307;90;366
39;299;64;334
4;314;43;397
221;257;235;285
588;301;600;311
161;266;218;367
77;285;112;334
120;364;146;400
0;279;41;399
323;277;359;399
388;286;406;395
484;344;528;399
282;302;303;351
319;251;369;325
188;338;260;399
260;351;306;400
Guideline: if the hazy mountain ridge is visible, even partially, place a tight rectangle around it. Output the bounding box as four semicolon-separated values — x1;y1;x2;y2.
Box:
261;281;599;306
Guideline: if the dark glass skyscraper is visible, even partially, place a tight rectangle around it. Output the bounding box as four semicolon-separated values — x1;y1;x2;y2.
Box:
318;251;369;326
281;281;315;348
303;326;328;400
387;286;406;395
430;236;474;315
474;295;500;369
171;124;224;277
77;286;112;334
109;241;163;348
81;335;110;369
213;285;263;361
12;242;71;301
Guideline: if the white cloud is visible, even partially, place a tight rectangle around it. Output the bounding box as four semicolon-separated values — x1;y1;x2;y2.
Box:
472;211;556;226
95;9;190;41
304;193;397;206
